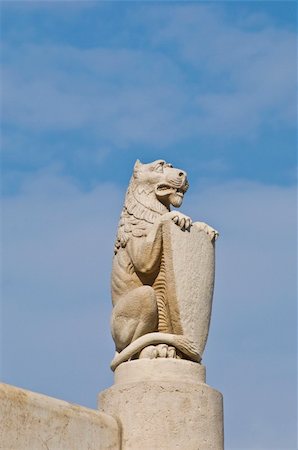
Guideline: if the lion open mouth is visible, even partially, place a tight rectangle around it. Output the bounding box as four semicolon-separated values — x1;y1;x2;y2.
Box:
155;184;187;198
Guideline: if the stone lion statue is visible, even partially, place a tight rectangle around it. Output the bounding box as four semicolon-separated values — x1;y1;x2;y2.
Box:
110;159;218;370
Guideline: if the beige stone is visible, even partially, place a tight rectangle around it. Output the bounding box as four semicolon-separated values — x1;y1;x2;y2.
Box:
110;159;218;370
103;160;224;449
99;359;224;450
162;219;216;358
114;358;206;384
0;383;120;450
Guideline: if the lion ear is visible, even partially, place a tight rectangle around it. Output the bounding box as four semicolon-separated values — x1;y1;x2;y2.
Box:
134;159;142;172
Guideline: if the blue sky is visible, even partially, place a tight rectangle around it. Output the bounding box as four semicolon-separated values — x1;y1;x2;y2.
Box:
1;2;297;449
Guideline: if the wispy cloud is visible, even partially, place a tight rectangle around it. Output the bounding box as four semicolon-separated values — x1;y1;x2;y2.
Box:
2;5;296;149
2;169;296;447
2;168;123;403
1;4;296;448
149;5;296;131
2;43;189;147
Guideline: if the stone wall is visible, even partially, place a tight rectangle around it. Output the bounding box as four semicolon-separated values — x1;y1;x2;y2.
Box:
0;383;120;450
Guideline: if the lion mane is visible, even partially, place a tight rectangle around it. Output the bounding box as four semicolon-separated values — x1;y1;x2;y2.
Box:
114;160;171;254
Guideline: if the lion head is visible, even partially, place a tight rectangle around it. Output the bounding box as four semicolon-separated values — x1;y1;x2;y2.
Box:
114;159;189;254
132;159;189;208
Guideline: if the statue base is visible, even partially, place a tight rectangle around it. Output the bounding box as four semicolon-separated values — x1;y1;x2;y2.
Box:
98;359;224;450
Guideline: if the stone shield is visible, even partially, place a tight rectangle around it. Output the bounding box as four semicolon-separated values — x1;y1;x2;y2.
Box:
162;220;215;357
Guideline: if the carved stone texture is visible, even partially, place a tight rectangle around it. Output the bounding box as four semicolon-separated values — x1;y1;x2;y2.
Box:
99;359;224;450
110;160;218;370
163;220;215;358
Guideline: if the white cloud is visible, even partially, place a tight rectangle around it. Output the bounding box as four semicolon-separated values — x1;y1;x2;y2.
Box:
2;44;189;147
2;168;123;404
144;4;297;134
2;169;122;303
2;5;296;150
1;4;296;446
2;169;296;448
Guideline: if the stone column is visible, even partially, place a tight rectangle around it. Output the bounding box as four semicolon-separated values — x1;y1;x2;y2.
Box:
99;358;224;450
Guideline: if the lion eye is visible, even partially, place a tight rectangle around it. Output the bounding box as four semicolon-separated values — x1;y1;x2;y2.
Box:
155;162;165;173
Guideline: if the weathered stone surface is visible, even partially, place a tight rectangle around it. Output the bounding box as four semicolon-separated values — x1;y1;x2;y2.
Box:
163;219;215;357
114;358;206;384
0;383;120;450
110;159;218;370
99;359;224;450
104;159;224;448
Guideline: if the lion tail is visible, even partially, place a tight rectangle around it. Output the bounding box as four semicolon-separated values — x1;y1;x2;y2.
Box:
110;332;201;371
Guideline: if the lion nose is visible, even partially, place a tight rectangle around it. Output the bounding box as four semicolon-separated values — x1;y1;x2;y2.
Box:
178;171;186;177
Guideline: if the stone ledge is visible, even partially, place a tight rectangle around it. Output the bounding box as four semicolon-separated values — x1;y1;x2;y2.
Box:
0;383;120;450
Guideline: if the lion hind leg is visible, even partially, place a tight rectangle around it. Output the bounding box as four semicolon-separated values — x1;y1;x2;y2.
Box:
111;285;158;353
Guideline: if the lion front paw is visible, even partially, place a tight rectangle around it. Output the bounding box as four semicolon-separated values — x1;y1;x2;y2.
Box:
194;221;219;241
163;211;192;231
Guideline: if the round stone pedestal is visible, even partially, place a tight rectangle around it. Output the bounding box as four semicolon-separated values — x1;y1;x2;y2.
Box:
99;359;223;450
